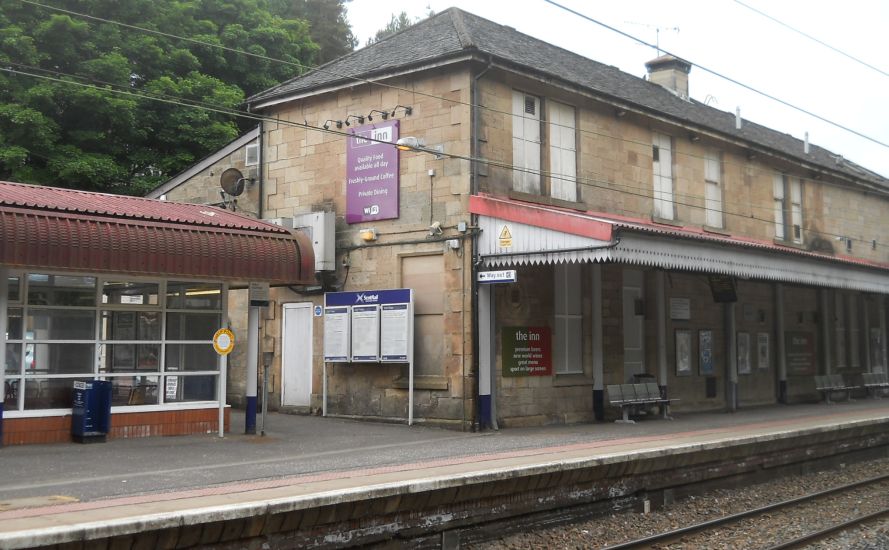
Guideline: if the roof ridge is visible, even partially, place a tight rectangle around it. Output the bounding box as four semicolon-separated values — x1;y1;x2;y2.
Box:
448;8;474;50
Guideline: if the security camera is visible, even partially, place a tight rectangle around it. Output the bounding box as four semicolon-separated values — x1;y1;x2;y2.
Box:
428;221;442;236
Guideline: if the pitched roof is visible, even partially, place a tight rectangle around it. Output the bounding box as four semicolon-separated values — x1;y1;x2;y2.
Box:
0;181;314;283
248;8;887;189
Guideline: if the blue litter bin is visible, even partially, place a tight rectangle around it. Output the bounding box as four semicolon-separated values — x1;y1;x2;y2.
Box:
72;380;112;443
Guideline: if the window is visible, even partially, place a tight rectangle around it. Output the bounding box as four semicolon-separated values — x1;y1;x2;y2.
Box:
6;275;223;412
512;92;578;200
773;174;803;244
549;101;577;202
704;150;723;228
512;91;541;194
652;132;674;220
245;142;259;166
554;263;583;374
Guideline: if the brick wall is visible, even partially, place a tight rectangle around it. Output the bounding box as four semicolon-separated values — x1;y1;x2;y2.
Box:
3;408;230;446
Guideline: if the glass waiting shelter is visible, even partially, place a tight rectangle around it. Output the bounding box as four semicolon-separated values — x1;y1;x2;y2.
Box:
0;181;313;445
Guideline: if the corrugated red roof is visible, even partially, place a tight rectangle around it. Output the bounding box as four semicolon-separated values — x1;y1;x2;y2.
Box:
0;180;282;233
0;181;314;284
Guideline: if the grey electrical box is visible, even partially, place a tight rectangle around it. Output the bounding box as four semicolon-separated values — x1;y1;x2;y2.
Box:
292;211;335;272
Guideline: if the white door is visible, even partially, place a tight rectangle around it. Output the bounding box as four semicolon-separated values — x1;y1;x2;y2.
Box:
623;269;645;382
281;302;313;407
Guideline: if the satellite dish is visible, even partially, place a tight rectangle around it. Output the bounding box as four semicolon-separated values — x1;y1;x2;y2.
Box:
220;168;246;196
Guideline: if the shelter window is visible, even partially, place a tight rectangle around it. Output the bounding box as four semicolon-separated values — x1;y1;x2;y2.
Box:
6;275;224;412
652;132;675;220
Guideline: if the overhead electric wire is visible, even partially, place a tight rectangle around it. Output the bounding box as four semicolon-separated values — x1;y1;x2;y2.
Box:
21;0;889;189
542;0;889;150
734;0;889;80
5;64;884;252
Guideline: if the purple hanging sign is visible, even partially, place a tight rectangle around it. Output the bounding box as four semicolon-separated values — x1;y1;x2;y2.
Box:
346;120;400;223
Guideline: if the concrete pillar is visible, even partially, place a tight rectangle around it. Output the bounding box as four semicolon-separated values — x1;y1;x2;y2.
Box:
245;306;260;434
592;263;604;421
820;289;832;375
725;302;737;411
478;284;497;429
775;283;787;403
0;269;7;446
656;270;668;395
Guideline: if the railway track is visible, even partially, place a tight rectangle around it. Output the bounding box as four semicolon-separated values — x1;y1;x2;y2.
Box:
602;473;889;550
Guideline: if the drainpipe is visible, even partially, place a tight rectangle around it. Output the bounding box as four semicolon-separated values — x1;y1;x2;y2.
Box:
725;302;738;411
655;270;668;396
470;56;494;430
257;121;264;220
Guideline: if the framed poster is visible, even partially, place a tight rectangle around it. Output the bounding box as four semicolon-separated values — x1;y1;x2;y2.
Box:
737;332;751;374
756;332;770;370
699;330;713;375
501;327;552;377
675;329;692;375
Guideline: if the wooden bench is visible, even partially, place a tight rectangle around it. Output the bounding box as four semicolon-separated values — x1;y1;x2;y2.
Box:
606;382;677;424
814;374;858;403
862;372;889;398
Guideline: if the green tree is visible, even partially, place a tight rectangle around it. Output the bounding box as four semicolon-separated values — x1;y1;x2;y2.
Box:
271;0;357;65
0;0;320;194
366;11;414;46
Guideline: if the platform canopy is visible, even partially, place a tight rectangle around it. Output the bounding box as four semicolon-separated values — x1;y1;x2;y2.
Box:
0;181;314;285
471;194;889;294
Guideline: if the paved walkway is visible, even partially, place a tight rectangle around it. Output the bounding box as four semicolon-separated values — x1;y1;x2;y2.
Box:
1;400;887;546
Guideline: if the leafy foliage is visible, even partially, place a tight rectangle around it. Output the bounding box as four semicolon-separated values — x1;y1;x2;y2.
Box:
0;0;331;194
271;0;356;66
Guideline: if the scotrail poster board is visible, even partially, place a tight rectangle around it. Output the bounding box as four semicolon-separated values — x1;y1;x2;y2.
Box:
324;289;413;363
381;303;411;362
350;304;381;362
322;306;350;362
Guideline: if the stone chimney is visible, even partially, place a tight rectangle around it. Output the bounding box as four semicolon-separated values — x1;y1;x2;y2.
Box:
645;55;692;99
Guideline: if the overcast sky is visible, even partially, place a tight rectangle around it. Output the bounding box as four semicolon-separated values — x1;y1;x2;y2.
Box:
346;0;889;179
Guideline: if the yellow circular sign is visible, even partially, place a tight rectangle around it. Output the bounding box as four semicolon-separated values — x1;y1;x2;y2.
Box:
213;328;235;355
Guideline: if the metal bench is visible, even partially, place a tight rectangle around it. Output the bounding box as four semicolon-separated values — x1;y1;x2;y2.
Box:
606;382;676;424
814;374;858;403
862;372;889;398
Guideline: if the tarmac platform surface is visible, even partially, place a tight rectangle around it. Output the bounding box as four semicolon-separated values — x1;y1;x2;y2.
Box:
1;400;888;547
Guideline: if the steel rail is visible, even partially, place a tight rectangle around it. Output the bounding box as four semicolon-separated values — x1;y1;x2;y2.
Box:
601;472;889;550
764;507;889;550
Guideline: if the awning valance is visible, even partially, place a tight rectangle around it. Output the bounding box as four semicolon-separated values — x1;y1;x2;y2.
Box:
472;195;889;294
0;181;314;284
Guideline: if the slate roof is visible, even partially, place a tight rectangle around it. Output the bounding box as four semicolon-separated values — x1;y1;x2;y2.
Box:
247;8;887;189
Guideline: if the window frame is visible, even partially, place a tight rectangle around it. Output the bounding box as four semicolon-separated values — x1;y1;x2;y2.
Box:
652;132;675;220
5;273;225;414
704;150;723;228
554;263;584;375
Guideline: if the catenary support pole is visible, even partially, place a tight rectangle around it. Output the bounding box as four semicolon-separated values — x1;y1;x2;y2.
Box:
656;270;668;396
775;283;787;403
245;305;259;434
0;269;8;447
592;264;604;421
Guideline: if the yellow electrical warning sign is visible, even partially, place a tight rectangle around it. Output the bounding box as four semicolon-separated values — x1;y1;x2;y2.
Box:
498;225;513;248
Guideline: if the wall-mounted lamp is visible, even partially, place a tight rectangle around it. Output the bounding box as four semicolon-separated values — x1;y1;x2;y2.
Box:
359;228;378;242
368;109;389;121
395;136;425;151
391;105;413;117
344;115;365;126
322;119;342;130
